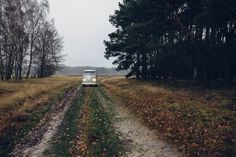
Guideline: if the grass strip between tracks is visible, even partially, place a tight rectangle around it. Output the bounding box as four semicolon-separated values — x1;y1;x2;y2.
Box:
45;87;124;157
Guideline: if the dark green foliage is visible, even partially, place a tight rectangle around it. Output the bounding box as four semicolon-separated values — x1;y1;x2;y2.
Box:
105;0;236;82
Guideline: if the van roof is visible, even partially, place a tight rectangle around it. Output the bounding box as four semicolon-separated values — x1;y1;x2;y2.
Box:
84;70;96;72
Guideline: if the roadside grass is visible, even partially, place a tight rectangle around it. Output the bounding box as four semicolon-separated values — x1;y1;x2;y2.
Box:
102;78;236;157
87;87;124;157
0;77;81;156
0;77;81;128
45;87;84;157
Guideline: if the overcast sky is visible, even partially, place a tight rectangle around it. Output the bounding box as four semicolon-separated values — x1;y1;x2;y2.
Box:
48;0;121;67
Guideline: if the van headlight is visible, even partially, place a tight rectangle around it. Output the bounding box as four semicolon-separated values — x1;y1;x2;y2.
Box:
83;78;86;82
92;78;97;82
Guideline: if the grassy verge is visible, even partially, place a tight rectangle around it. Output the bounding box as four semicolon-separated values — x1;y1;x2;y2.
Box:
45;87;84;156
87;88;124;157
102;78;236;157
0;81;79;156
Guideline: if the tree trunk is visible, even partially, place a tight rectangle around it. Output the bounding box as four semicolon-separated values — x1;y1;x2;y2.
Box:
26;38;34;79
142;51;147;80
136;52;140;79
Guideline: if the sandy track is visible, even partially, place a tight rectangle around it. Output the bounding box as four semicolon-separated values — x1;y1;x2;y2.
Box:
11;87;79;157
97;89;184;157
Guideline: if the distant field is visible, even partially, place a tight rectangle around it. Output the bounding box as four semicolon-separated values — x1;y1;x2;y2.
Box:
101;77;236;156
0;77;81;155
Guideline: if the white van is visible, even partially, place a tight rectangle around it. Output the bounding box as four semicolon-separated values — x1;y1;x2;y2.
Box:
82;70;98;86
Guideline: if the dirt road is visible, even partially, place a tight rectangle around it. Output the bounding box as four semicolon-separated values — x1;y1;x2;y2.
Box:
97;88;182;157
10;85;183;157
11;87;79;157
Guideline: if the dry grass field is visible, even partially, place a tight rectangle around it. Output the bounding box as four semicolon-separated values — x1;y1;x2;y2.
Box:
1;76;235;157
0;77;81;155
101;77;236;157
0;77;81;128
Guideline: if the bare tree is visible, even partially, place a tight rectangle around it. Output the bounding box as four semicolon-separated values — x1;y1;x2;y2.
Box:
35;20;63;78
0;0;63;80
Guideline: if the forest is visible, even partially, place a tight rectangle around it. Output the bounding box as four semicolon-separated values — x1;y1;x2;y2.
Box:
0;0;63;80
105;0;236;82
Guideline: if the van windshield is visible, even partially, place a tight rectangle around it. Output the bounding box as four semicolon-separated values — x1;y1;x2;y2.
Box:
84;71;96;75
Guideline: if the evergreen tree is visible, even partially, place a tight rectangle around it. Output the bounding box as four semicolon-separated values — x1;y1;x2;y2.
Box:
105;0;236;82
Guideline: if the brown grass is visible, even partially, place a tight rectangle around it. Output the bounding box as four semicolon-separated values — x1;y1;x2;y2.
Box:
0;77;81;132
101;77;236;157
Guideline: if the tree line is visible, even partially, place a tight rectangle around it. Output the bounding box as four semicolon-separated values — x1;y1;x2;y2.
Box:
0;0;63;81
105;0;236;82
55;65;128;76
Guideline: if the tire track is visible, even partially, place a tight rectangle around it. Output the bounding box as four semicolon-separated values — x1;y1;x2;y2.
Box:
97;87;184;157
